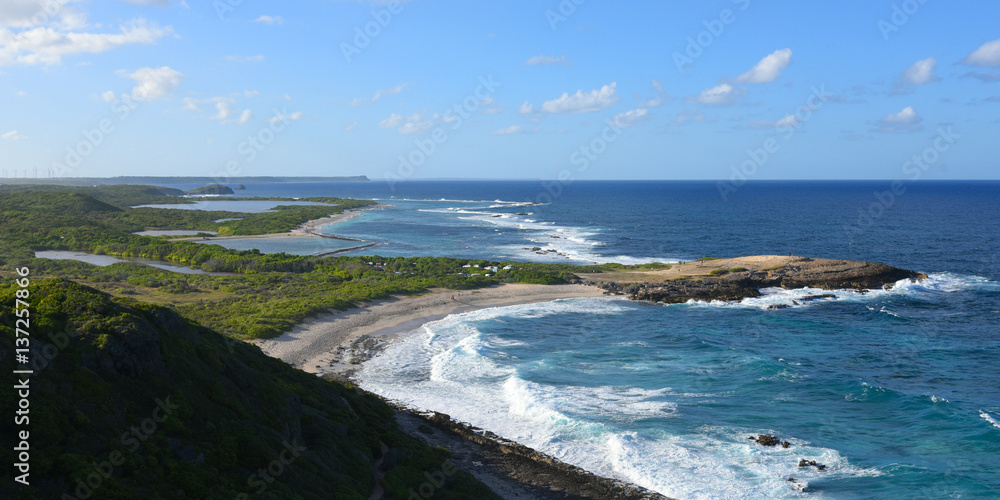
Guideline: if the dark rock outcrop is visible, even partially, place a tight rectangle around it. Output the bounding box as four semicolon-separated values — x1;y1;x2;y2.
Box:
597;258;926;304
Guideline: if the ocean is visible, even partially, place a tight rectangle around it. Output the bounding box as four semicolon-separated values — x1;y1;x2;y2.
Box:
168;180;1000;499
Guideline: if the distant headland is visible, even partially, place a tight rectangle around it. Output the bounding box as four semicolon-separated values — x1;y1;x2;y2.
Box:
0;175;369;186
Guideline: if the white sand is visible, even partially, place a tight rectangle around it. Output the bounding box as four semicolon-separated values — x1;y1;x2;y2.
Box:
254;283;604;374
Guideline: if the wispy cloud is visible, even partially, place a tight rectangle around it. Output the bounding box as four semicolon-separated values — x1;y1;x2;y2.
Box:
688;83;745;105
609;108;650;128
876;106;923;132
524;54;571;66
2;130;26;141
733;48;792;84
253;15;284;25
350;82;413;106
0;20;171;66
525;82;619;114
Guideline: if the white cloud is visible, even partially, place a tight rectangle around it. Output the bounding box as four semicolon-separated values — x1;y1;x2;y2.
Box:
2;130;26;140
876;106;923;132
775;114;800;128
517;101;534;114
0;20;170;66
688;83;745;105
524;54;570;66
734;48;792;84
535;82;618;114
238;109;253;125
962;38;1000;67
122;66;182;101
751;114;800;130
213;101;232;121
610;108;650;128
398;121;433;135
651;80;663;93
378;113;403;128
344;122;357;132
268;111;303;124
900;58;939;86
480;96;504;114
101;90;116;102
491;125;523;135
0;0;85;30
350;82;413;106
639;96;663;108
253;15;283;25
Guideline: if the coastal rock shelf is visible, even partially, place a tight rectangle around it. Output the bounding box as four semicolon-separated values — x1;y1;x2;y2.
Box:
583;255;927;304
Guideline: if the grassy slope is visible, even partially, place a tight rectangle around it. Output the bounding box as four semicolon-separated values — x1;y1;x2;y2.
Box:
0;279;498;500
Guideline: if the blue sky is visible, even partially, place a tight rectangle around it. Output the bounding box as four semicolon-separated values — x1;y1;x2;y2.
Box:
1;0;998;181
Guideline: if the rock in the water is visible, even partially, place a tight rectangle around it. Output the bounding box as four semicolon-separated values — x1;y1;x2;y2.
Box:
754;434;782;446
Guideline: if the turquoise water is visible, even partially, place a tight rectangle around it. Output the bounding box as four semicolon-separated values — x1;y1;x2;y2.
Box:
357;276;999;499
161;180;1000;498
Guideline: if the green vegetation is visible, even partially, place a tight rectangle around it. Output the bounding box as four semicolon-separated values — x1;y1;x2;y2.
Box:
185;184;234;195
0;280;498;499
0;186;582;340
729;267;748;273
709;269;729;276
0;183;685;498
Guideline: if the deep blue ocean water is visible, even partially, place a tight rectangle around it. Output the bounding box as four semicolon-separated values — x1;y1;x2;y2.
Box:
167;180;1000;499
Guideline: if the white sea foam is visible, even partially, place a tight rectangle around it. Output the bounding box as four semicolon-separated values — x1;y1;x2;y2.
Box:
356;298;879;499
415;201;678;265
980;410;1000;430
681;273;993;311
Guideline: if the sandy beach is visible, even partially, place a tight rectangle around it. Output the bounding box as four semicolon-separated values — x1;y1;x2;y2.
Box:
254;283;604;375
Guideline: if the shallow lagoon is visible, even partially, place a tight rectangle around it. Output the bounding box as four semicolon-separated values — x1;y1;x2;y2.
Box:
35;250;234;276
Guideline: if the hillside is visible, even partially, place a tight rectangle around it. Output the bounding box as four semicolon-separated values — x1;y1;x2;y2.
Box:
0;279;498;499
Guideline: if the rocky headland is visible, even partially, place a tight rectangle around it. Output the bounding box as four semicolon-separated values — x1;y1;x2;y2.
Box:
580;255;927;304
